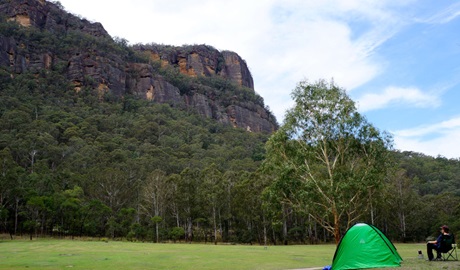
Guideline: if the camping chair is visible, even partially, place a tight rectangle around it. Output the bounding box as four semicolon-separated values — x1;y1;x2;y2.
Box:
438;234;458;261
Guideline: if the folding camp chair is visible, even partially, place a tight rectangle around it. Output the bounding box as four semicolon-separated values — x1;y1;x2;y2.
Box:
439;234;458;261
441;243;458;261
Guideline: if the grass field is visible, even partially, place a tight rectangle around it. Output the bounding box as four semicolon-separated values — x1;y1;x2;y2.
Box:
1;237;460;269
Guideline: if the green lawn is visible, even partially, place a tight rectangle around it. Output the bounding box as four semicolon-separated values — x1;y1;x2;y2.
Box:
0;238;459;269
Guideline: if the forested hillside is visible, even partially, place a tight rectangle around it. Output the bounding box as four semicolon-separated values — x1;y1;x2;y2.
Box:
0;68;271;242
0;0;459;245
0;0;274;243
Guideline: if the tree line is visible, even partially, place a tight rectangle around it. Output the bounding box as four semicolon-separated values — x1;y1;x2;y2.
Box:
0;69;272;243
0;7;459;244
1;73;460;244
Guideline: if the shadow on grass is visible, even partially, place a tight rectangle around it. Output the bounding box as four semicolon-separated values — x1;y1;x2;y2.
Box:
379;257;460;270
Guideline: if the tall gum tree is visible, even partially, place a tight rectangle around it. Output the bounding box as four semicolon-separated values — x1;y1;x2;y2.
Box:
264;79;392;243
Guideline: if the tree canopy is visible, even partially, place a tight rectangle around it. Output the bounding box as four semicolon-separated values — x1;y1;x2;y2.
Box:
0;8;460;244
263;79;393;243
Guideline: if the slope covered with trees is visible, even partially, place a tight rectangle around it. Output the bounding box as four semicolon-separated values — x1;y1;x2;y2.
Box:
0;67;272;242
0;0;459;245
0;0;273;242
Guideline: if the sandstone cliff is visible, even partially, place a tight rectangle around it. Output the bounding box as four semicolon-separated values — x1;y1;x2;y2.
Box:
135;44;254;89
0;0;278;133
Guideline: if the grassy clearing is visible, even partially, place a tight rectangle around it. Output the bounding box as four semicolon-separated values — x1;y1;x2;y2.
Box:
0;237;459;269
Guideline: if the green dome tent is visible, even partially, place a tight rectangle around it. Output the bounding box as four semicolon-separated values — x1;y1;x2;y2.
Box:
331;223;403;270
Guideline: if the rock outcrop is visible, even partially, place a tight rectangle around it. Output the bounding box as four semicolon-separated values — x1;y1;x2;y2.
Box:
0;0;109;37
0;0;278;133
127;63;182;105
136;44;254;89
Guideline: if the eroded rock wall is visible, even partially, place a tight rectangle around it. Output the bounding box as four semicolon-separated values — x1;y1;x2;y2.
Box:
134;44;254;90
0;0;277;133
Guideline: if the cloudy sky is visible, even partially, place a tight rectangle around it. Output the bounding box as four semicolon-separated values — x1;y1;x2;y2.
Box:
57;0;460;159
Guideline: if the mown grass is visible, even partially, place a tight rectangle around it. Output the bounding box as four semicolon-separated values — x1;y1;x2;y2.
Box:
0;237;459;269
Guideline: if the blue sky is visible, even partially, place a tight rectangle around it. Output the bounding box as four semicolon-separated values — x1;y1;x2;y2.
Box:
57;0;460;158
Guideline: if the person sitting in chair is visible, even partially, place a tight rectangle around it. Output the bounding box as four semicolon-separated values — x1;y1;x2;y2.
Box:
427;225;453;261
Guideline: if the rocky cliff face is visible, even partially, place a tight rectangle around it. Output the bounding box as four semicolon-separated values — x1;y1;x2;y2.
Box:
0;0;277;133
136;44;254;89
0;0;108;36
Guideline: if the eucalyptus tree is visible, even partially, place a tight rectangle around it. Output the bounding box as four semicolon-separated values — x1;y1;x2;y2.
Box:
141;169;170;243
383;169;419;240
87;168;133;213
80;199;111;237
55;186;84;237
201;163;223;244
264;79;392;243
221;170;240;242
0;148;17;207
170;168;201;242
233;171;271;244
0;148;25;236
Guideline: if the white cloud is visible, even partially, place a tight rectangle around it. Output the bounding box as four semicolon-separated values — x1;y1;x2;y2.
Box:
395;117;460;137
58;0;460;159
393;116;460;158
58;0;408;122
356;86;440;112
246;0;407;122
417;2;460;24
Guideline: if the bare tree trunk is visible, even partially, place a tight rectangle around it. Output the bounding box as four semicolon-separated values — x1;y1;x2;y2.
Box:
282;205;288;245
263;214;267;247
398;177;406;239
29;150;37;173
400;212;406;238
187;217;192;243
14;197;19;235
155;223;159;243
213;206;217;245
369;191;375;225
333;209;341;244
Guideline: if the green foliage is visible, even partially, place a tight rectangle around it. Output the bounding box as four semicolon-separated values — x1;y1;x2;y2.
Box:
151;216;162;224
127;223;146;241
3;67;459;243
263;79;393;243
0;60;269;242
1;3;460;246
169;226;185;242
